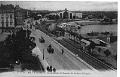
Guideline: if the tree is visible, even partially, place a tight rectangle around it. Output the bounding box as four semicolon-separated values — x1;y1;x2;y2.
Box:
0;29;41;70
98;48;101;53
104;49;111;57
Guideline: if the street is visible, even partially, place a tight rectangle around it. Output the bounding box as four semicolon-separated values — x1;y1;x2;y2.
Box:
31;29;96;71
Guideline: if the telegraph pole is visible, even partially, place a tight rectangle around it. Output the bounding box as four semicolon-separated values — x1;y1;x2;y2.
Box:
43;49;44;60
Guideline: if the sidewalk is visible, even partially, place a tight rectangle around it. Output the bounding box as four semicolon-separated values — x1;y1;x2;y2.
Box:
32;45;49;72
30;31;50;72
31;30;66;70
0;33;8;42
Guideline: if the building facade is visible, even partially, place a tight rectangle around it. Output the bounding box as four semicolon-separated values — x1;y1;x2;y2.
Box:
14;5;25;27
0;4;15;28
0;4;28;33
73;12;82;19
58;8;73;19
48;8;83;19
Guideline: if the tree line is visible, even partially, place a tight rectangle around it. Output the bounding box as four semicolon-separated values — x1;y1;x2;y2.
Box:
0;29;44;71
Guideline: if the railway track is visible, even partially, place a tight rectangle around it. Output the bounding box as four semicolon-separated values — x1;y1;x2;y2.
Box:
37;28;116;71
57;38;116;71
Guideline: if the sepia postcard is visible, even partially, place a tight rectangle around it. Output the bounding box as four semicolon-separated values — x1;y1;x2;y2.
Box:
0;0;118;77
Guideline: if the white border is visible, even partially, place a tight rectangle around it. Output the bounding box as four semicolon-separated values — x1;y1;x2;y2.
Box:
0;0;119;77
0;0;118;1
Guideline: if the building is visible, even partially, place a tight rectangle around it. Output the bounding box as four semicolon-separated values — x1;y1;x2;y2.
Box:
14;5;25;27
46;8;82;20
58;8;73;19
72;12;82;19
57;8;82;19
0;4;27;33
0;4;15;29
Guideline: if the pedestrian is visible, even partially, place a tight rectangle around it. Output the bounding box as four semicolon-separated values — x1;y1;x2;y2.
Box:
62;49;64;55
49;66;52;72
47;66;50;72
53;68;56;72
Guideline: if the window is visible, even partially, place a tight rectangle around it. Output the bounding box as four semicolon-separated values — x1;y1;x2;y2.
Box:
1;16;4;19
6;18;8;22
6;14;9;18
6;22;8;27
1;17;4;22
10;21;13;25
1;14;4;19
6;18;8;27
6;15;8;23
1;21;4;27
10;14;12;19
70;13;72;19
10;18;13;25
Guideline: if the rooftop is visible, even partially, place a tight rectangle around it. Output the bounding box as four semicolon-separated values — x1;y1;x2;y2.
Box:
0;4;14;13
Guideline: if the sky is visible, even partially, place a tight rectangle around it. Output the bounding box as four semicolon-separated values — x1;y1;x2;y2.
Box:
0;1;118;11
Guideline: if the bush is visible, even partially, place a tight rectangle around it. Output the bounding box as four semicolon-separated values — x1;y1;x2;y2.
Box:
21;56;44;71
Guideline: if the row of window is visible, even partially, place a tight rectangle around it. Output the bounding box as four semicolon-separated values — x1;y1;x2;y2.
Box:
1;21;13;26
1;14;13;19
1;18;13;22
1;19;13;21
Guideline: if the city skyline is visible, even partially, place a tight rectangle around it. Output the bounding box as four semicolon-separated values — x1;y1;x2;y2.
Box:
0;1;118;11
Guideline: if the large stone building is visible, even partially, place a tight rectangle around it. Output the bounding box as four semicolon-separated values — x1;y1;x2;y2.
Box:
0;4;15;28
14;5;25;27
47;8;82;19
0;4;28;33
58;8;73;19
